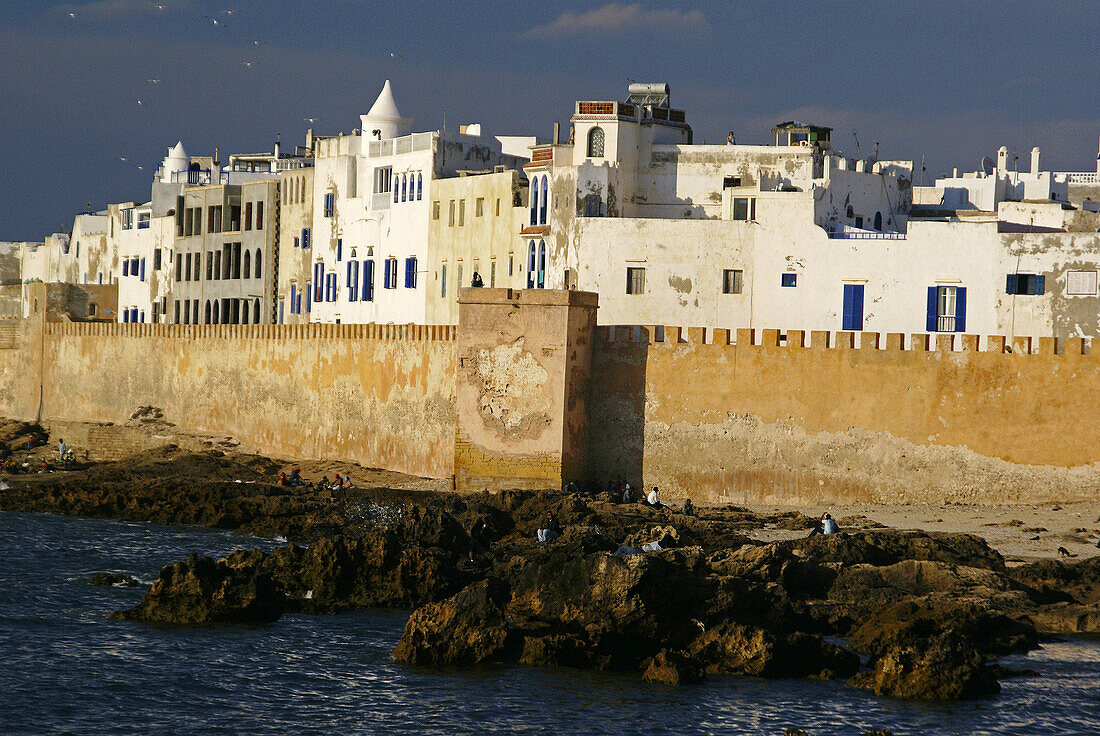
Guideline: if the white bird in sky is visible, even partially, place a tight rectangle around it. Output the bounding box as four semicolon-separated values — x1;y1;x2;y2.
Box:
386;51;403;59
67;11;76;18
147;78;161;84
135;99;144;106
203;15;226;27
243;61;253;67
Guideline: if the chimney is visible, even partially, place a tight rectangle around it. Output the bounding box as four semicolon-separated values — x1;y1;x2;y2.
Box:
553;122;560;145
214;147;220;165
1030;147;1040;174
996;146;1008;174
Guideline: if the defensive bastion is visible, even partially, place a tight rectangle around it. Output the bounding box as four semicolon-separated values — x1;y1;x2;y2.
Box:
1;283;1098;505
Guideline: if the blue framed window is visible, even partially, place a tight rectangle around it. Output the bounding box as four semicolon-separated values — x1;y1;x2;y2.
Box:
537;242;546;288
293;236;300;248
526;241;536;288
278;300;284;324
1006;274;1044;295
383;258;398;289
289;284;298;314
441;264;447;298
336;238;342;262
305;285;311;314
314;263;324;302
363;260;375;301
405;256;417;288
302;227;311;249
539;176;548;224
781;273;797;287
401;175;407;203
347;260;358;301
842;284;864;331
927;286;966;333
323;192;335;217
530;182;538;225
140;258;146;282
122;260;129;277
417;173;423;200
326;273;337;302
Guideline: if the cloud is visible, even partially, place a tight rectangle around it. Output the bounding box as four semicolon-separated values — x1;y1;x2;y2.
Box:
523;3;706;38
54;0;186;19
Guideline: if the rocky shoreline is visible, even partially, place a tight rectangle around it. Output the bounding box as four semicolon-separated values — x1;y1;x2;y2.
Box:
2;420;1099;705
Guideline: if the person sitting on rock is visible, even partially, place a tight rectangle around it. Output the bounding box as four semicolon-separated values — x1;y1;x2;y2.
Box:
341;475;353;489
682;498;695;517
808;512;839;537
288;468;304;487
642;531;677;552
646;486;662;508
537;512;562;542
278;472;288;486
622;484;634;503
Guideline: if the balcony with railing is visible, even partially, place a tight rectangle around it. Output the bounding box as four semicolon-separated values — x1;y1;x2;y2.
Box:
171;169;212;186
827;224;905;240
367;132;434;158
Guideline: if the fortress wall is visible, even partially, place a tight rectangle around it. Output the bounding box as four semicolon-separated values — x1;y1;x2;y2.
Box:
36;322;457;478
589;327;1100;505
0;320;41;422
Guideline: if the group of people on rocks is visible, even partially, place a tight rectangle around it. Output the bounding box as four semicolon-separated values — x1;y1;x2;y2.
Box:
277;467;354;491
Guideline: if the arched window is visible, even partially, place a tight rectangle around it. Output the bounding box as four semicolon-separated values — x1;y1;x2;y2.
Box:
538;242;547;288
241;303;248;324
394;179;399;203
243;250;251;279
204;300;211;324
530;179;538;225
253;299;260;324
417;173;423;200
401;174;407;202
212;300;219;324
527;240;536;288
587;126;605;157
539;176;548;224
254;250;262;278
873;211;883;231
846;205;854;219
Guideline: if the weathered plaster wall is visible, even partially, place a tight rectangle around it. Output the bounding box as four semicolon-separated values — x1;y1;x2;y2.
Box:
0;319;40;421
34;322;457;478
589;326;1100;505
454;288;597;491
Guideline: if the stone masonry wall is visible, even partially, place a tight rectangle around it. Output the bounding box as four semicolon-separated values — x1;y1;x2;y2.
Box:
589;326;1100;505
20;322;456;478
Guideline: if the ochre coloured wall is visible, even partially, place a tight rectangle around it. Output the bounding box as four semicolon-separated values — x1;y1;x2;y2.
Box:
29;322;456;479
588;327;1100;505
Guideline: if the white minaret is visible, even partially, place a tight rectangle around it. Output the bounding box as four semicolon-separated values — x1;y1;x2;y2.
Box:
996;145;1008;174
1030;146;1041;174
160;141;189;183
360;80;412;141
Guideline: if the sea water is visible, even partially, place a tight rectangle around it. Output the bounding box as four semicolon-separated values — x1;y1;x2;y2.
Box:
1;511;1098;736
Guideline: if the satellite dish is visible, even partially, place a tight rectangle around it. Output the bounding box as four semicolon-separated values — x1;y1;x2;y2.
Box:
980;156;994;175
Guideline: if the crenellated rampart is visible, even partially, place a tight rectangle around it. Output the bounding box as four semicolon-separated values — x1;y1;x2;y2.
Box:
589;325;1100;504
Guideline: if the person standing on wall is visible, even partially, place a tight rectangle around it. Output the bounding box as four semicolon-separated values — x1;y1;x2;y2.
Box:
57;438;67;464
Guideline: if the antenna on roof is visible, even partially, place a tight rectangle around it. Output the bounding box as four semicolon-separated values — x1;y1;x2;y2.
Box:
852;129;863;158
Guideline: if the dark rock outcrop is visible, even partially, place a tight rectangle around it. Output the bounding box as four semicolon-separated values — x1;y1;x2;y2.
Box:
89;572;140;587
112;553;284;625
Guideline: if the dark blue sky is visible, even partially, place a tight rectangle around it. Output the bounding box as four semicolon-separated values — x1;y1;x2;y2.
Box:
2;0;1098;241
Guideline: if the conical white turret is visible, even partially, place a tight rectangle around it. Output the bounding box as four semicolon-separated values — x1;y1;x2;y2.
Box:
161;141;189;183
360;80;412;141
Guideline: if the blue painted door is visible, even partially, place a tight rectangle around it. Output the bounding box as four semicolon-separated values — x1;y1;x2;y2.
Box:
842;284;864;331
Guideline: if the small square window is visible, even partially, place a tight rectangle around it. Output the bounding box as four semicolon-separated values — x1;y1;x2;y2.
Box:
781;272;797;287
1006;273;1044;295
1066;270;1098;296
722;269;743;294
733;197;756;221
626;267;646;295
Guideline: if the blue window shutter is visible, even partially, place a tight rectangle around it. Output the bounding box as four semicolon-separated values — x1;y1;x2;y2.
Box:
346;261;353;300
1006;274;1018;294
955;287;967;332
1032;275;1045;295
384;258;391;289
842;285;853;330
122;260;128;277
364;260;374;301
140;258;146;281
337;239;342;262
926;286;938;332
303;228;310;249
305;287;311;313
278;300;284;324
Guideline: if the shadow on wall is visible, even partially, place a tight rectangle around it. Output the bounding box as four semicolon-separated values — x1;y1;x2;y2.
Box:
586;325;649;490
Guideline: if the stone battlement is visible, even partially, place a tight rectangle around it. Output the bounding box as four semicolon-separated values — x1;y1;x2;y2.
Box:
598;325;1093;356
43;321;457;341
